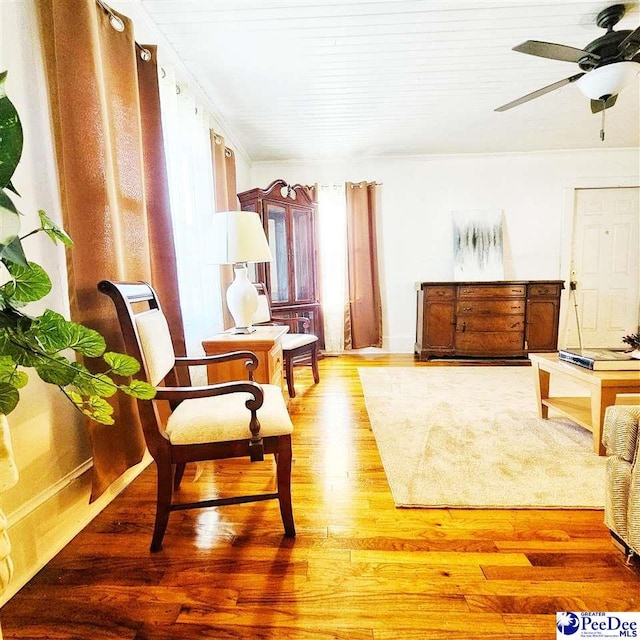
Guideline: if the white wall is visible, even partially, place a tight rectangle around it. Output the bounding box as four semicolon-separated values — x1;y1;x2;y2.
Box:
251;150;640;352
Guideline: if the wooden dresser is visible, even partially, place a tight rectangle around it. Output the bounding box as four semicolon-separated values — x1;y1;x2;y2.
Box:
415;280;564;361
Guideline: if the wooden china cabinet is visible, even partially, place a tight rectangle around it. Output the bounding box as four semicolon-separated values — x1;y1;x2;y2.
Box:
238;179;324;347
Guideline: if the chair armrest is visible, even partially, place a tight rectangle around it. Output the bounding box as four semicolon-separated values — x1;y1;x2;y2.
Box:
270;314;311;331
155;380;264;410
174;351;258;378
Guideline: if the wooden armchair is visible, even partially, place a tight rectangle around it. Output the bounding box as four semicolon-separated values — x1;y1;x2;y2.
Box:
253;283;320;398
98;280;295;552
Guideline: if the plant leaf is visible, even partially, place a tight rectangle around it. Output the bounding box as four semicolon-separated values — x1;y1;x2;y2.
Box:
0;381;19;414
35;355;77;386
0;71;24;190
70;363;117;397
37;210;73;247
5;180;19;197
123;379;156;400
0;308;29;330
0;329;44;367
103;351;140;376
36;311;106;357
0;235;28;267
0;357;28;389
69;324;106;358
0;191;21;244
3;261;51;303
83;396;115;425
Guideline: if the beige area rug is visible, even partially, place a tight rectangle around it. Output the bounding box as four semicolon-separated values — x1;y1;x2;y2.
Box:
358;366;606;509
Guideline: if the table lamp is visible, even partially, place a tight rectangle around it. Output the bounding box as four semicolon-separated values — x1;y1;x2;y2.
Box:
211;211;272;333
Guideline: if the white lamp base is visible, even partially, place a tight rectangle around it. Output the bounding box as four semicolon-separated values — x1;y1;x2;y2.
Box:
226;263;258;333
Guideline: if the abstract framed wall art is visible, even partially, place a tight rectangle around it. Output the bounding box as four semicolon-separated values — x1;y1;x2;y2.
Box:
452;209;504;281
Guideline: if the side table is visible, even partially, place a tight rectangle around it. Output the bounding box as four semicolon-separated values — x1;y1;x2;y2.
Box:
202;325;288;390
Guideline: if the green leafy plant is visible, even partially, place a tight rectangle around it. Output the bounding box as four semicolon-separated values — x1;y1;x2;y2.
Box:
0;71;155;424
622;332;640;350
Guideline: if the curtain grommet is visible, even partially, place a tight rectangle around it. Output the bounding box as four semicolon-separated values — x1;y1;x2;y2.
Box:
109;14;125;32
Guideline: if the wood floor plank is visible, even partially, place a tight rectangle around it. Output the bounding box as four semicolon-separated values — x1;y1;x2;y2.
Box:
1;355;639;640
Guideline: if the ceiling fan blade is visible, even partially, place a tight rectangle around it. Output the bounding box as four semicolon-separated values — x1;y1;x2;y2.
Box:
591;94;618;113
618;26;640;59
494;73;585;112
513;40;599;64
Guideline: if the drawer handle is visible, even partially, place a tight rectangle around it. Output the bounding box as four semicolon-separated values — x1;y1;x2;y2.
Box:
461;321;466;332
511;306;521;310
463;306;473;312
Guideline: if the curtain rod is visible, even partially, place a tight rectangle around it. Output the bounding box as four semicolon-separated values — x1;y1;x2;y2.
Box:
96;0;151;61
317;182;383;188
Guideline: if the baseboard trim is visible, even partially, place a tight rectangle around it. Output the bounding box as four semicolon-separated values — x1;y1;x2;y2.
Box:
1;452;152;607
6;458;94;528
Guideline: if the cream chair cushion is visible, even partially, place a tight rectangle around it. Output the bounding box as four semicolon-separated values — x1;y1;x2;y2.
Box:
135;310;176;386
165;384;293;445
282;333;318;351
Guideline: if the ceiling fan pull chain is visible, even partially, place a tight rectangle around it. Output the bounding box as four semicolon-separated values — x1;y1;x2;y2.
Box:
600;101;606;141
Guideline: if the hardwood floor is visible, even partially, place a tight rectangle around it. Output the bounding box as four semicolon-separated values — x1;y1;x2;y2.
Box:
2;354;638;639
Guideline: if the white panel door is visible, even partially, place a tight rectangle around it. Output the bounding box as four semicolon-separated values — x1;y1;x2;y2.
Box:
568;187;640;348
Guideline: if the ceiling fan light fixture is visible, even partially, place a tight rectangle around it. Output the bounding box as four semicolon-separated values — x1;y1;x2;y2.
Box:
576;61;640;100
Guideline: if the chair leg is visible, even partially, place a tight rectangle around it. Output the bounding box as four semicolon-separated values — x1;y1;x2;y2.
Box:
276;436;295;537
151;459;173;552
311;344;320;384
284;353;296;398
174;462;186;490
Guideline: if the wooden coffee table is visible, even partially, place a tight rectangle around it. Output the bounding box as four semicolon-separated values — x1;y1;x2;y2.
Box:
528;353;640;455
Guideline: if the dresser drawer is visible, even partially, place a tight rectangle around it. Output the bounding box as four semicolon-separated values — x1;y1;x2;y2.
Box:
455;331;525;356
423;285;455;300
456;300;526;315
456;316;525;332
458;285;526;298
528;283;561;298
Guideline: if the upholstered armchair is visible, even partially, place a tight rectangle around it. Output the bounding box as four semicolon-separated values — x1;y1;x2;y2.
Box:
603;399;640;558
98;280;295;552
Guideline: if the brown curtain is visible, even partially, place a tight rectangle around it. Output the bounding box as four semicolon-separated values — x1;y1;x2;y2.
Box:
39;0;186;499
345;181;382;349
210;131;239;328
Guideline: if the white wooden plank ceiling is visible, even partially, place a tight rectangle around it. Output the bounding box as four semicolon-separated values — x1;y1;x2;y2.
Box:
138;0;640;161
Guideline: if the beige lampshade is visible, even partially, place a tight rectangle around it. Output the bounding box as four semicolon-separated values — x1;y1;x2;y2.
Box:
211;211;272;264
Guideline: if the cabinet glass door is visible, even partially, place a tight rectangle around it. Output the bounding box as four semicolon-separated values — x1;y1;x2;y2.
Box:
292;208;314;302
266;204;289;303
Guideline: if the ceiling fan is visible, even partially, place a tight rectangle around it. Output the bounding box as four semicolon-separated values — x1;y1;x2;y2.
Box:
495;3;640;122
